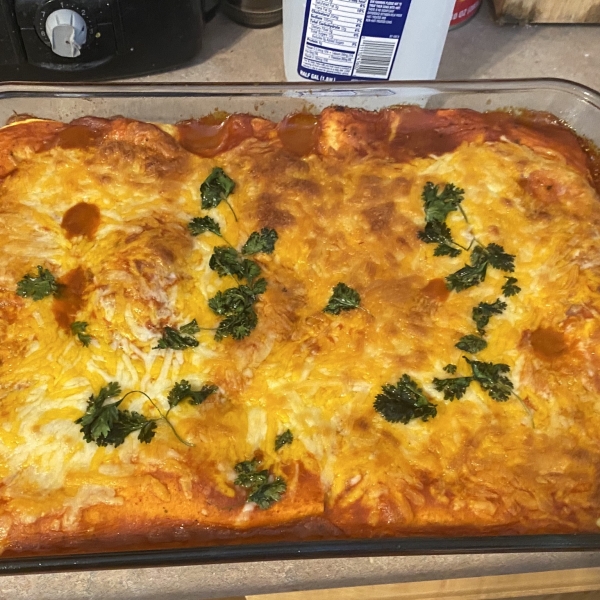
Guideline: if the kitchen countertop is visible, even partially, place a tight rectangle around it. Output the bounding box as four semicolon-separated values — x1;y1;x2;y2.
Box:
3;2;600;598
123;0;600;91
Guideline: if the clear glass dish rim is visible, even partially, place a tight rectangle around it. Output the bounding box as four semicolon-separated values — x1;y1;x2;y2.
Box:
0;76;598;105
1;75;599;574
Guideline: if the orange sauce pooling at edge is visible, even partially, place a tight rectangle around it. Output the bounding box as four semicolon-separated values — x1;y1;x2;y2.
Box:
277;112;319;157
177;112;254;157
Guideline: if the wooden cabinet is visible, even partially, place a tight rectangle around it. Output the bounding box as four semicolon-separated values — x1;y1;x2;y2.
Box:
493;0;600;23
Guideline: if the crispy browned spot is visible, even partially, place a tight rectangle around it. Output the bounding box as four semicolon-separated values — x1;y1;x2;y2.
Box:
256;192;296;229
362;202;395;232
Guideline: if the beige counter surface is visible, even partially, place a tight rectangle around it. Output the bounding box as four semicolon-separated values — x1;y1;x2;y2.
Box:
3;2;600;598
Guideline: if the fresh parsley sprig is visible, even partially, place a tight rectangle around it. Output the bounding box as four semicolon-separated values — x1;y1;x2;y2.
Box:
417;183;468;257
154;319;206;350
418;221;466;257
445;243;515;293
75;384;159;447
234;458;287;509
188;215;235;248
201;167;237;221
16;266;60;300
416;182;516;292
374;374;437;424
241;228;278;255
422;182;466;224
208;281;266;341
323;283;361;315
71;321;92;347
433;356;518;403
275;429;293;451
76;380;217;448
209;246;261;283
207;231;276;342
432;375;473;401
167;380;218;408
455;334;487;354
465;357;515;402
472;298;507;335
502;276;521;297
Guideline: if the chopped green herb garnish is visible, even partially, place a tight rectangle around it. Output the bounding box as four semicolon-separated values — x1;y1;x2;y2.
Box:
209;246;261;283
421;182;465;224
214;308;258;341
446;243;515;293
235;462;269;489
242;228;278;255
207;231;274;342
200;167;237;220
485;243;515;272
249;477;287;510
179;319;201;335
465;357;514;402
208;280;265;342
75;382;157;447
418;221;463;257
446;246;489;292
189;216;236;248
188;216;222;237
76;383;193;448
433;357;517;404
167;380;218;408
275;429;293;451
16;266;59;301
432;375;473;401
502;276;521;297
455;334;488;354
234;458;287;509
443;364;457;374
323;282;361;315
208;284;264;316
472;299;507;335
154;321;201;350
374;374;437;424
71;321;92;347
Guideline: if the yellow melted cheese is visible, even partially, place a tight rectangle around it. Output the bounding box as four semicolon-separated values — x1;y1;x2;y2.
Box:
1;110;600;553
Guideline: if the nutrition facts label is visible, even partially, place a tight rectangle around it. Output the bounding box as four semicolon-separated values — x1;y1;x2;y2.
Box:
298;0;412;82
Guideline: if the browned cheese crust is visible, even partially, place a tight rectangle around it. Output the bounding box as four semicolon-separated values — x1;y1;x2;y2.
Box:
0;106;599;556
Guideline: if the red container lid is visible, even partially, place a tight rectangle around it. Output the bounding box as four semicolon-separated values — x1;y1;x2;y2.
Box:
450;0;482;28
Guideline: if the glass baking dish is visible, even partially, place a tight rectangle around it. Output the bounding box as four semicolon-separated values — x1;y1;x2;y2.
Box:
0;78;599;574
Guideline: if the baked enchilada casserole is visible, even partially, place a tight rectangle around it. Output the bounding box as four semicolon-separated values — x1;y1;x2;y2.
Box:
0;106;599;555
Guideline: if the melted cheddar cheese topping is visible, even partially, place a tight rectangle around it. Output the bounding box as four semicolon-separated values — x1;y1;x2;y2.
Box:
1;107;600;554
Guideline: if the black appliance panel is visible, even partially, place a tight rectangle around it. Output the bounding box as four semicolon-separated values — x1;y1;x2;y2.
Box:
1;0;206;80
0;2;25;65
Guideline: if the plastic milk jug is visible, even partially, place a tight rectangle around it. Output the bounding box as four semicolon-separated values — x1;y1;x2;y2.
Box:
283;0;455;82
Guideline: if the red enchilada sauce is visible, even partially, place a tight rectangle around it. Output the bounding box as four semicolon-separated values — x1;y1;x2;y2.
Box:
530;327;568;360
61;202;101;240
175;107;599;194
177;113;255;157
41;117;111;151
8;106;597;194
277;112;319;156
52;266;88;331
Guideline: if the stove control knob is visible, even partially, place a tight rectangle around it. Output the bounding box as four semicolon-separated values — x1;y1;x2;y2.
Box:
45;8;87;58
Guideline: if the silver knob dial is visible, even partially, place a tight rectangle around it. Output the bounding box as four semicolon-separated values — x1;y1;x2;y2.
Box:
45;9;87;58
